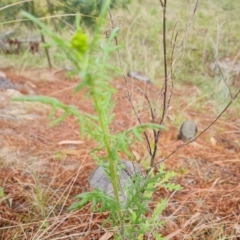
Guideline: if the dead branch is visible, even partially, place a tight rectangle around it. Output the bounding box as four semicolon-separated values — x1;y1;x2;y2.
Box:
151;88;240;170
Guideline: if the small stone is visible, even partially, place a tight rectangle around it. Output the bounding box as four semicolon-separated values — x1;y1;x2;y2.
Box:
88;160;142;205
0;77;15;90
127;71;152;84
178;120;198;141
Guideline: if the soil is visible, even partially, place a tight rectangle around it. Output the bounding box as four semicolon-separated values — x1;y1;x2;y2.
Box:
0;67;239;239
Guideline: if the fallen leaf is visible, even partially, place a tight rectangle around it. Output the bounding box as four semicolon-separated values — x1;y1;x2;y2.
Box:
210;137;217;146
189;142;203;148
58;140;84;145
132;150;140;161
99;231;114;240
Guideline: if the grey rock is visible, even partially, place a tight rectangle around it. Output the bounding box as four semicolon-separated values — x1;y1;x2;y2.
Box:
0;77;16;90
178;120;198;141
127;71;152;84
88;160;142;205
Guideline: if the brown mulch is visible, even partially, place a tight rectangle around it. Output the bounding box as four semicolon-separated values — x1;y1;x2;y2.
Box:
0;68;240;239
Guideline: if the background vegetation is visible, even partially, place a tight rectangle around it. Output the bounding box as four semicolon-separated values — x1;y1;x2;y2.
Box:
1;0;240;102
0;0;240;239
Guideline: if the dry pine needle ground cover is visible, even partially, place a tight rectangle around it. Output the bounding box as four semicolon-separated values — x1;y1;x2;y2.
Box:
0;68;239;239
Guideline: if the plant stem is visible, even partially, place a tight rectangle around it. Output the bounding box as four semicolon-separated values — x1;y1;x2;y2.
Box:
161;0;168;124
149;0;168;168
91;91;125;239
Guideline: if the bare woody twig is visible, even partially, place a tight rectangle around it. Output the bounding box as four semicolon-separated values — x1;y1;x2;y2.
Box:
41;33;52;68
214;57;233;99
150;0;168;168
165;22;178;127
160;0;168;125
108;8;153;157
149;0;199;170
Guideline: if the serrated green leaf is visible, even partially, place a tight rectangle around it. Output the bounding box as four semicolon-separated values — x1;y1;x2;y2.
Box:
49;112;69;127
67;198;89;211
90;197;97;211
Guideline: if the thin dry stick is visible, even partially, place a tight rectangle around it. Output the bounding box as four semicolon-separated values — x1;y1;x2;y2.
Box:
108;4;176;168
165;212;200;239
0;0;31;11
152;28;179;166
149;0;168;168
151;88;240;169
108;8;153;157
214;57;233;99
159;0;164;7
149;0;199;170
164;28;178;116
165;0;199;81
61;19;75;34
169;22;179;100
41;33;52;68
126;81;156;156
180;0;199;56
124;85;156;158
159;22;178;133
160;0;168;125
125;85;153;156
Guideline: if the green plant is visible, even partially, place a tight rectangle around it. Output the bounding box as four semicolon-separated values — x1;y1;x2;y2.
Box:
60;0;131;28
0;186;11;208
13;1;180;238
0;0;131;30
118;165;179;239
32;183;49;218
0;0;46;24
0;186;5;199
